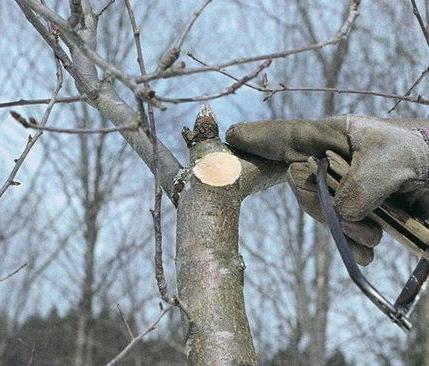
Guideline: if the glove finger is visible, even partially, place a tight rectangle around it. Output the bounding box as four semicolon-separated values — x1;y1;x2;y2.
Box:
288;162;382;248
226;119;350;163
348;237;375;266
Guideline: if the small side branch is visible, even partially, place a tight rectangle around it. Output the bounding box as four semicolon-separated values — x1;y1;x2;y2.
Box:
411;0;429;47
0;95;82;109
0;263;27;283
175;0;213;49
388;65;429;112
26;343;36;366
123;0;182;309
117;303;135;340
158;60;272;104
136;0;361;84
187;53;429;108
0;57;63;199
96;0;115;17
105;306;174;366
264;84;429;106
10;111;138;134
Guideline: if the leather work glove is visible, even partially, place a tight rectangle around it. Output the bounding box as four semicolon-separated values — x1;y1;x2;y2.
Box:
226;115;429;266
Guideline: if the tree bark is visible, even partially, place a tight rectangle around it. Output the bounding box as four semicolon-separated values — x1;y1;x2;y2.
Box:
176;112;256;364
175;110;288;365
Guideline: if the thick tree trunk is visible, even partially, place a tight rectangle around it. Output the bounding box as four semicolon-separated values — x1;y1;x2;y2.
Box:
173;107;288;365
176;136;257;365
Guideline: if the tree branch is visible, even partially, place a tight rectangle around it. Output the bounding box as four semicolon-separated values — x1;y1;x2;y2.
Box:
136;0;360;84
388;65;429;113
0;263;28;283
16;0;183;201
175;0;213;49
105;306;174;366
0;57;63;199
0;95;82;109
411;0;429;47
158;59;272;104
10;111;138;134
124;0;182;308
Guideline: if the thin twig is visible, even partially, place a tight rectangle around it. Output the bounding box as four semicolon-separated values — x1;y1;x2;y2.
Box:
117;304;135;340
389;1;429;113
136;0;360;84
411;0;429;47
0;263;28;283
18;123;138;134
15;0;98;98
10;112;138;134
96;0;115;17
187;52;265;92
173;53;429;107
105;306;174;366
264;84;429;106
123;0;145;75
0;57;63;199
175;0;213;49
158;59;272;103
388;65;429;112
124;0;179;307
0;95;82;109
154;0;213;73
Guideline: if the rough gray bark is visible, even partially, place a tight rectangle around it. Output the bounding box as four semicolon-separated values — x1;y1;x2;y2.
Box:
177;141;255;365
175;111;288;365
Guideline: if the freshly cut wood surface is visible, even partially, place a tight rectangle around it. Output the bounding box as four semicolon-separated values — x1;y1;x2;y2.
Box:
193;152;242;187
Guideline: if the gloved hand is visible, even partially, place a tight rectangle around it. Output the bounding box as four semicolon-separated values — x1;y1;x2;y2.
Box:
226;115;429;266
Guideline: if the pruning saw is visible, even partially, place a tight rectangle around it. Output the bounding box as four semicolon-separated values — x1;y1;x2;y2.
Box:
310;150;429;332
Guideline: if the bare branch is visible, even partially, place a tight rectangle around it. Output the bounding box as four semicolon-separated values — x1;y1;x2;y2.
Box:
136;0;360;84
411;0;429;47
22;0;138;93
96;0;115;17
187;52;265;92
184;53;429;109
154;0;213;73
264;84;429;106
105;306;174;366
117;303;135;340
0;95;82;109
0;57;63;199
16;0;183;200
158;59;272;104
10;111;138;134
389;1;429;113
15;0;98;98
175;0;213;49
388;65;429;113
123;0;180;307
0;263;28;283
123;0;146;75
